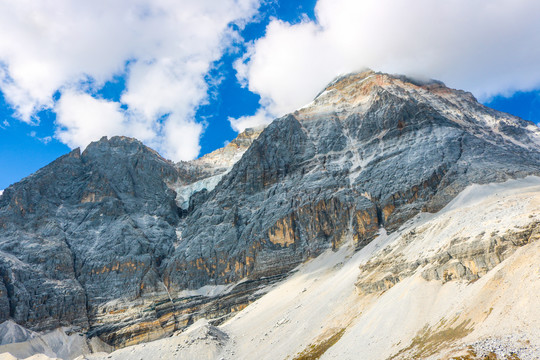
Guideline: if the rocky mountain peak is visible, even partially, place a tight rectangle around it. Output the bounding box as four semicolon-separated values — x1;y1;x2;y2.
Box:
299;70;472;118
314;69;455;100
295;70;540;153
81;135;171;164
191;126;263;170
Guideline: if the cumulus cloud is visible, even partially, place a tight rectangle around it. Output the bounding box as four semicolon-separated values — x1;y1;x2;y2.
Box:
229;108;274;132
237;0;540;121
0;0;260;160
54;91;128;149
162;117;204;161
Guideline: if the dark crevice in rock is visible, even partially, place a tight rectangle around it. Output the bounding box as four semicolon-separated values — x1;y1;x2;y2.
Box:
61;234;90;328
374;201;385;228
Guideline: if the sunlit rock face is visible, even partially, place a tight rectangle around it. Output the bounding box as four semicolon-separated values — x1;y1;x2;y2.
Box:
1;70;540;348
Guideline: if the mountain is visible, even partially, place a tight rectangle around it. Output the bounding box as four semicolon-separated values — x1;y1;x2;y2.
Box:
0;70;539;358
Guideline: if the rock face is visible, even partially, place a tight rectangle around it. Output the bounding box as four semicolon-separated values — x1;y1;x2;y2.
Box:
0;137;181;333
1;70;540;347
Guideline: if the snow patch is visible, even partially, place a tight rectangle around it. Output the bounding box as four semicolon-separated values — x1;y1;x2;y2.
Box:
176;279;248;299
177;284;230;298
173;172;227;210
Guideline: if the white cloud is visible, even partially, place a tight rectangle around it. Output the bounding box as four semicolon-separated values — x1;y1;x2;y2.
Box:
29;129;53;144
162;116;204;161
54;91;128;149
229;108;274;132
0;0;260;160
237;0;540;120
0;189;3;196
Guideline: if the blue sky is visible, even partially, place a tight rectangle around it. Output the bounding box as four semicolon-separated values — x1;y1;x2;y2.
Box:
1;0;540;191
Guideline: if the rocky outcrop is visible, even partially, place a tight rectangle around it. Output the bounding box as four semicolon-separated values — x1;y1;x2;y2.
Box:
1;70;540;347
356;222;540;294
421;221;540;282
356;178;540;295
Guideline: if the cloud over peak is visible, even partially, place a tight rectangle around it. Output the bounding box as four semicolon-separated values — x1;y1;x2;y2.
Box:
236;0;540;123
0;0;260;161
